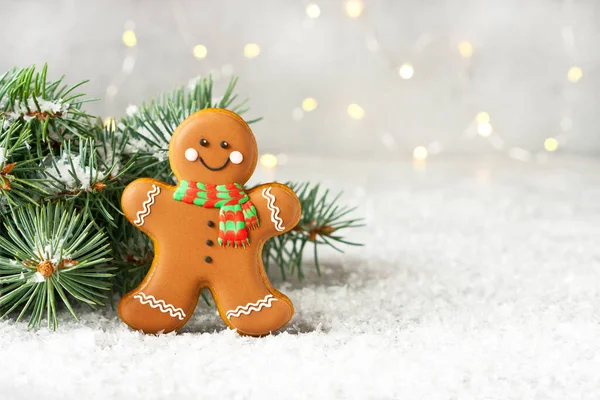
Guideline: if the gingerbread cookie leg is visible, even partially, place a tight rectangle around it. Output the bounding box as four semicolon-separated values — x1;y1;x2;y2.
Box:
118;259;201;334
120;180;202;334
211;265;293;336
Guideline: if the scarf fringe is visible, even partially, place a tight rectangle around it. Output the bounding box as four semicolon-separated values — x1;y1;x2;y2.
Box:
246;220;260;230
218;238;251;248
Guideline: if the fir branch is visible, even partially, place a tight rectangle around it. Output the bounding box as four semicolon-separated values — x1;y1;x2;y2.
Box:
0;203;113;330
40;138;126;226
109;215;154;295
94;122;131;179
0;64;95;145
0;118;47;208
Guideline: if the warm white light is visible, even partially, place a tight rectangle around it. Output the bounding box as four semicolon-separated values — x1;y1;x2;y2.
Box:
244;43;261;59
103;117;116;130
544;137;559;152
122;30;137;47
260;153;278;168
508;147;532;162
567;66;583;82
476;112;490;124
560;117;572;131
477;122;493;137
380;133;395;149
122;56;136;73
398;64;414;80
106;85;118;97
413;146;428;161
292;108;304;121
458;41;473;58
345;0;364;18
124;20;136;31
302;97;318;112
488;135;505;150
221;63;234;76
347;104;365;120
208;69;221;81
366;35;380;53
306;3;321;19
193;45;208;59
276;153;289;165
428;141;443;154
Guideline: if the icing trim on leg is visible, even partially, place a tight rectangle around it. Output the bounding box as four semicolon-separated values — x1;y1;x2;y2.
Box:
261;188;285;231
134;184;161;226
133;292;186;320
226;294;278;319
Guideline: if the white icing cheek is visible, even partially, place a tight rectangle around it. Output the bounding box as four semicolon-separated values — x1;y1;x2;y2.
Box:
184;148;199;162
229;151;244;164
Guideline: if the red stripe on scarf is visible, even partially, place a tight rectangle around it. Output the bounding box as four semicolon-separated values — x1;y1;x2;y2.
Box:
205;184;219;200
181;195;196;204
225;197;242;206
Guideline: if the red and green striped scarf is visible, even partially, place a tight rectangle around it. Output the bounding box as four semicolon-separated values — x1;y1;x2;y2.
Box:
173;181;259;248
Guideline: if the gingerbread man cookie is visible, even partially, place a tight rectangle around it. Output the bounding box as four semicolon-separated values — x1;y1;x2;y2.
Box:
118;109;301;336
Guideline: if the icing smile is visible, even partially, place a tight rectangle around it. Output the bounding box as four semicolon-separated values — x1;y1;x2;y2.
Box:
199;156;230;171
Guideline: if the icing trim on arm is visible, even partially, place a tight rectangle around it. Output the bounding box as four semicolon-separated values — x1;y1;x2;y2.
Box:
261;187;285;231
133;184;161;226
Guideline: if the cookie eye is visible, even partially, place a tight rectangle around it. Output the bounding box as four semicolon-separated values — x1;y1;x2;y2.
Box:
220;141;229;149
200;139;209;147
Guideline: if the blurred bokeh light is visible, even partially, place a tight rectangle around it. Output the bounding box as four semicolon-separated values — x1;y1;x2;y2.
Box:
1;0;599;158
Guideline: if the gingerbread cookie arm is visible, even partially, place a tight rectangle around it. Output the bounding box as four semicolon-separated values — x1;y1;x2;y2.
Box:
121;178;173;236
248;183;302;239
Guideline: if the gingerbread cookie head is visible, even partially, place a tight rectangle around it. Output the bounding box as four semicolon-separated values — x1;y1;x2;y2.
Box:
169;109;258;185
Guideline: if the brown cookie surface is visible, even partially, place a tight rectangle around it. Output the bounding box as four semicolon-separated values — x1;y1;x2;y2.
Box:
119;109;301;336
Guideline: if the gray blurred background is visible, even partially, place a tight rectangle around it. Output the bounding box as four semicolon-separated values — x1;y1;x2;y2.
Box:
1;0;599;159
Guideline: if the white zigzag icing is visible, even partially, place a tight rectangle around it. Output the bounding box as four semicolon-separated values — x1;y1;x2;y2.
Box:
261;188;285;231
226;294;278;319
133;184;160;226
133;292;186;320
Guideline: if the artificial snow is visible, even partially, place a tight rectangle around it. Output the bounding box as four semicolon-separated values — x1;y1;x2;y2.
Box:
0;156;599;399
125;104;138;117
44;153;105;192
6;98;69;120
36;242;67;265
26;272;45;283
